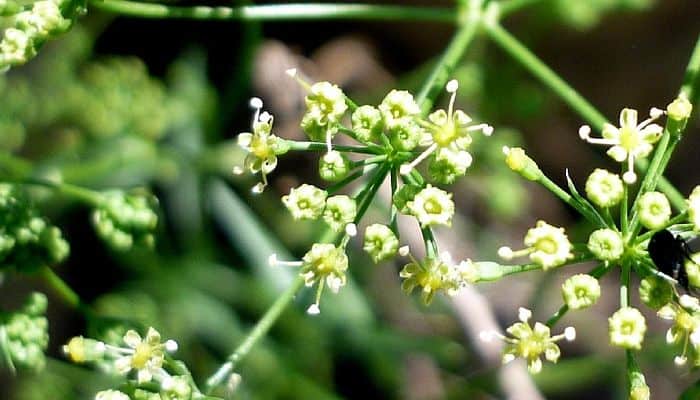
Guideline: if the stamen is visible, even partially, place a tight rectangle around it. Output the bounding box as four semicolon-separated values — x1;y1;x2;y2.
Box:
400;143;437;175
623;156;636;184
164;340;178;353
285;67;311;91
232;166;244;175
345;223;357;237
564;327;576;341
326;128;333;154
268;254;303;267
497;246;514;260
251;183;266;194
399;245;410;257
306;303;321;315
518;307;532;322
446;80;458;117
578;125;591;139
466;123;493;136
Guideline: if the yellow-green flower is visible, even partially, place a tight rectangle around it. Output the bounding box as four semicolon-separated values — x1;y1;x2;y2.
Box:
609;307;646;350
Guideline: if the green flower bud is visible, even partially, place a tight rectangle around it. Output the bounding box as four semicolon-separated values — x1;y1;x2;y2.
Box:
363;224;399;263
282;184;328;220
585;168;624;208
319;151;351;182
392;184;421;215
428;148;472;185
587;228;624;261
608;307;646;350
378;89;420;131
629;371;650;400
62;336;106;363
1;293;50;372
667;95;692;122
639;276;673;310
523;221;573;270
407;185;454;227
561;274;601;310
685;257;700;289
322;195;356;233
502;146;542;181
637;191;671;230
687;186;700;231
389;121;421;152
351;105;383;143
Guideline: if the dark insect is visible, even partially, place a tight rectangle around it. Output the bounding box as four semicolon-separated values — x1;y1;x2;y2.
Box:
648;229;694;291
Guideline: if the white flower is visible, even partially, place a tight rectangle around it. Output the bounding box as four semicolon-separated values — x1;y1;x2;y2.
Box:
406;185;455;227
579;108;663;183
113;327;176;383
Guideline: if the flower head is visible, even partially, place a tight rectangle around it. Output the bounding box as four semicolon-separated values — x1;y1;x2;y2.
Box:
378;89;420;130
322;195;356;233
658;296;700;366
637;191;671;230
639;276;673;310
399;251;465;304
114;327;177;384
500;221;573;270
282;184;328;220
585;168;624;208
363;224;399;263
0;28;35;66
301;244;349;313
687;186;700;231
609;307;647;350
235;98;290;193
301;81;348;142
406;185;455;227
579;108;663;184
480;307;575;374
587;228;624;261
351;105;384;143
561;274;601;310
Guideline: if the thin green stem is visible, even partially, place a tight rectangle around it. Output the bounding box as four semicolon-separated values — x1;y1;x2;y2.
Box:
634;211;689;244
621;180;628;234
390;168;399;234
415;0;481;115
680;35;700;102
484;21;607;130
286;141;382;155
39;266;88;312
354;165;390;223
621;261;630;308
326;164;378;195
203;276;305;394
89;1;456;23
0;153;32;178
497;0;544;18
485;21;690;209
5;178;103;206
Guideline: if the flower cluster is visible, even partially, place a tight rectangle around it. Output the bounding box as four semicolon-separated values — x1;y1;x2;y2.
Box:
469;97;699;382
235;75;493;310
92;190;159;251
64;327;197;399
0;0;73;70
0;184;69;271
0;292;49;372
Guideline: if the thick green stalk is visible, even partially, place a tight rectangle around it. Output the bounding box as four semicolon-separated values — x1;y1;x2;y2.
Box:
89;1;456;22
497;0;544;18
680;35;700;103
416;0;482;115
39;266;87;312
203;275;305;394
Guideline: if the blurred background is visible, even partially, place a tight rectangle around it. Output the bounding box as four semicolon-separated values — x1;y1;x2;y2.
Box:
1;0;700;398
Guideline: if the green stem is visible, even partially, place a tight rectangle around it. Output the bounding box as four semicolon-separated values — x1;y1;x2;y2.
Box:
326;164;378;195
390;167;399;234
485;21;690;209
621;179;628;234
497;0;544;18
6;178;103;206
89;1;456;23
621;261;630;308
415;0;482;115
484;21;607;130
634;211;689;244
203;276;305;394
680;35;700;102
285;141;382;155
0;153;32;178
39;266;87;312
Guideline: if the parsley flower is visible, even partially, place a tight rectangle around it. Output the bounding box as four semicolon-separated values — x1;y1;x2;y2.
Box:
579;108;663;184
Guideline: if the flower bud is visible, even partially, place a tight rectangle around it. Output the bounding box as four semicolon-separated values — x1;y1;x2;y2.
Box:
587;228;624;261
637;191;671;230
282;184;328;220
561;274;601;310
502;146;542;181
585;168;624;208
319;150;351;182
609;307;646;350
351;105;383;143
322;195;356;233
638;276;673;310
363;224;399;263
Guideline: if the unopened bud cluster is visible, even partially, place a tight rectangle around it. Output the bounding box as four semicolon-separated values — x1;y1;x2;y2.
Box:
0;184;69;271
0;0;73;70
92;190;158;251
0;292;49;372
